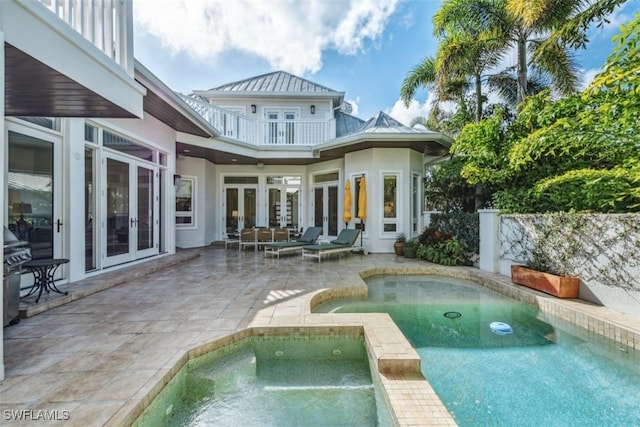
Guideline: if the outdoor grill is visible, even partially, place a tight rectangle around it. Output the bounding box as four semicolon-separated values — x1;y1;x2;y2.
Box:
3;226;31;326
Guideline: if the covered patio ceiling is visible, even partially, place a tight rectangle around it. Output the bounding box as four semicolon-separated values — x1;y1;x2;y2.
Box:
4;43;136;118
176;137;450;166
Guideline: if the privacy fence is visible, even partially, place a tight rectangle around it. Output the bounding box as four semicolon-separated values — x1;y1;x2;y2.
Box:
478;210;640;315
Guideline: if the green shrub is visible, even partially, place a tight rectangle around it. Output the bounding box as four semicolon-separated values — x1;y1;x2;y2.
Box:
418;237;469;266
429;212;479;255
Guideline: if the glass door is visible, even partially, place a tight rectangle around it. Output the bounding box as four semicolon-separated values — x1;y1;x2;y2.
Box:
103;153;158;267
136;165;158;258
267;176;301;231
104;155;132;266
312;183;338;238
265;110;296;144
224;186;257;237
7;126;63;272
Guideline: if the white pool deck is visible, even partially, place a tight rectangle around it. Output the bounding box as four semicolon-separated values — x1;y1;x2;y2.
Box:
2;246;639;426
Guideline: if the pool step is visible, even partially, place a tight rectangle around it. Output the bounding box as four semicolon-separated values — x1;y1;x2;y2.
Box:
264;384;373;391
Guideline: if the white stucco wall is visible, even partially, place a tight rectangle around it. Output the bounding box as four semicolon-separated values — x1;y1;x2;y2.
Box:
345;148;422;253
175;147;427;253
175;156;209;248
479;211;640;317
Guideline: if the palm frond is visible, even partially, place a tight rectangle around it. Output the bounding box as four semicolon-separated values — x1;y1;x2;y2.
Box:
400;57;437;107
529;39;580;96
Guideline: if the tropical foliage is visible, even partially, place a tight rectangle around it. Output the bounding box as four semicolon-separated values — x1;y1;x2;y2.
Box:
454;13;640;213
412;1;637;214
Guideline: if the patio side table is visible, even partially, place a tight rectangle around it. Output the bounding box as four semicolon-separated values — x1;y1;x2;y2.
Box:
22;258;70;303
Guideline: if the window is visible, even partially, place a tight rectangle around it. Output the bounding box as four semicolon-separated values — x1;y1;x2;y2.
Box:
411;173;421;236
382;173;399;234
176;177;195;226
354;175;366;232
314;172;339;183
223;176;259;185
103;130;154;161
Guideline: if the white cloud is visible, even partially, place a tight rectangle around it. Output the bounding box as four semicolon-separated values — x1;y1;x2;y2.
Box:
386;98;430;126
133;0;400;75
579;67;602;91
591;7;634;40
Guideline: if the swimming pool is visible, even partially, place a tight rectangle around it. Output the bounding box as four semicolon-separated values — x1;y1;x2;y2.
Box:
314;275;640;426
132;334;394;426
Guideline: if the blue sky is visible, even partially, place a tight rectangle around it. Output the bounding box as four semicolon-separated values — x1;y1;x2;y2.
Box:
133;0;638;125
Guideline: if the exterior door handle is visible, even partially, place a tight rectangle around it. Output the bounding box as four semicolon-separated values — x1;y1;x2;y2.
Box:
56;219;63;232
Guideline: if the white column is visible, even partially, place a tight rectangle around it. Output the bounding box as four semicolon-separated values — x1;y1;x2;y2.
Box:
422;210;437;228
478;209;500;273
63;119;87;282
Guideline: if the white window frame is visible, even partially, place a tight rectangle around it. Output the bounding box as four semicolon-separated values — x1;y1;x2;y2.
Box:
380;171;402;237
176;176;196;228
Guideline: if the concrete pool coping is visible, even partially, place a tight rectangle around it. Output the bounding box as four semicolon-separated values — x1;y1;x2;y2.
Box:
114;263;640;427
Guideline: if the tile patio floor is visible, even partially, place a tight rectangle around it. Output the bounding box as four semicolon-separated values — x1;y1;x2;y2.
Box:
1;246;639;426
1;247;433;426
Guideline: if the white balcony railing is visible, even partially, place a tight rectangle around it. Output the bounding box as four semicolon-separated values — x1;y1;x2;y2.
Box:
178;94;332;146
179;94;256;142
259;120;329;145
39;0;134;76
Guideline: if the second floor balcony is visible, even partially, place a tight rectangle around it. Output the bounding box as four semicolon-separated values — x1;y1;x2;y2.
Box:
39;0;134;76
178;94;334;146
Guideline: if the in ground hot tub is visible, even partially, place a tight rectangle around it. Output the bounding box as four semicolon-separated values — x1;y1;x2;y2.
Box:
133;334;394;426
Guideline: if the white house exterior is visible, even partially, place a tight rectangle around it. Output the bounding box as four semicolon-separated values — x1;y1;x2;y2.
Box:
0;1;451;380
175;72;452;252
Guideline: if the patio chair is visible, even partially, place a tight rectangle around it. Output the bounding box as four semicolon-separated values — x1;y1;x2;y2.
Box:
239;228;257;251
257;228;274;249
264;227;323;259
301;229;361;262
273;228;289;242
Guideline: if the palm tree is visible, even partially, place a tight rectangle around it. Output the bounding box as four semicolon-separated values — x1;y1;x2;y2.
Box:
401;0;505;123
484;0;625;103
432;0;508;122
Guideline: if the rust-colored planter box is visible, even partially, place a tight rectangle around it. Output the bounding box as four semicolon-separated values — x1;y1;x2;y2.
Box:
511;265;579;298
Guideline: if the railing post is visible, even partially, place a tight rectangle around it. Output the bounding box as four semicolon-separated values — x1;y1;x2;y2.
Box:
478;209;500;273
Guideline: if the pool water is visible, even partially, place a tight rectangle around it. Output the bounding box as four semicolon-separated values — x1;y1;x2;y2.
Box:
314;275;640;427
133;336;393;427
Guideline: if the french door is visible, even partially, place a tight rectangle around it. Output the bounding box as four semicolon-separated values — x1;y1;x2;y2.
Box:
223;186;257;236
266;110;296;144
312;183;339;238
267;177;301;230
103;152;158;267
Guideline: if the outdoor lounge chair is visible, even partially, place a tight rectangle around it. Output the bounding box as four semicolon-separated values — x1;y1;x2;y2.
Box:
301;229;361;262
264;227;323;258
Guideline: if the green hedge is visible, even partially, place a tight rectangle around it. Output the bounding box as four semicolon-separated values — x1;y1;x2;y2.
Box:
429;212;479;255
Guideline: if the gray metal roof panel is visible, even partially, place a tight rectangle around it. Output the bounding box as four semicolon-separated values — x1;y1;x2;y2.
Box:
335;111;366;138
209;71;340;94
360;111;420;132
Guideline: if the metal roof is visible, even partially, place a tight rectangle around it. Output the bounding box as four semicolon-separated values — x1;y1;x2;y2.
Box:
207;71;341;95
359;111;426;134
335;111;366;138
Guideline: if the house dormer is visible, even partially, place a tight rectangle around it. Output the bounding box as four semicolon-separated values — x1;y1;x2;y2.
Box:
179;71;346;145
